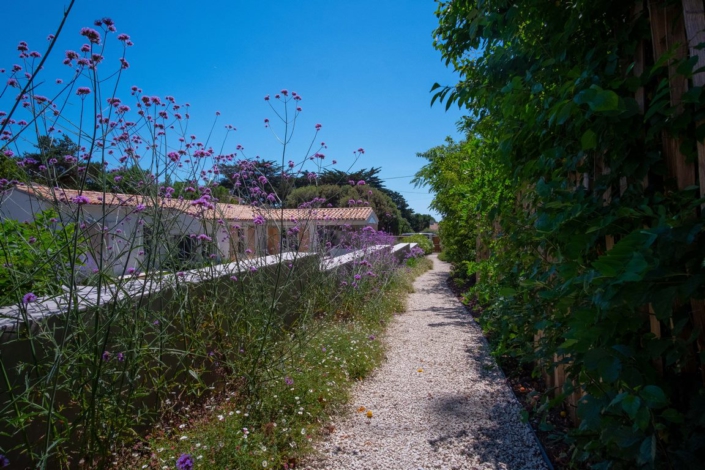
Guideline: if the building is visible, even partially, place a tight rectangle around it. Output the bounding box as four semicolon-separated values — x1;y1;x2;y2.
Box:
0;183;379;276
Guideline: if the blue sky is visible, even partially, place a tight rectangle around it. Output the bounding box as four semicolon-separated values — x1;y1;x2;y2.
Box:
1;0;464;218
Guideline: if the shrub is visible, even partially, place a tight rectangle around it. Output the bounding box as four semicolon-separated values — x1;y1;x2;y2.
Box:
400;234;432;255
0;209;83;306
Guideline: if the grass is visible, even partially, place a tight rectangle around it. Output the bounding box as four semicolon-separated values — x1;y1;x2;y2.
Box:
120;257;433;469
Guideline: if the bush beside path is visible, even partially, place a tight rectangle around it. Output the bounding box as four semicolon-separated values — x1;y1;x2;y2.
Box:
304;255;548;470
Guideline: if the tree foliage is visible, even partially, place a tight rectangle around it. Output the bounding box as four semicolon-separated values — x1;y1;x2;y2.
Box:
420;0;705;466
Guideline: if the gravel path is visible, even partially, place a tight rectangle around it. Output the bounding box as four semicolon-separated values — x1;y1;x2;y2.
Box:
304;255;549;470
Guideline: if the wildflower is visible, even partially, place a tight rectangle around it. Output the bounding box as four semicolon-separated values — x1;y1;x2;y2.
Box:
102;351;110;361
176;453;194;470
80;27;101;44
253;215;266;225
28;236;37;244
357;180;366;186
230;276;238;281
117;352;125;362
284;376;294;386
117;33;130;42
315;123;322;130
0;454;9;468
354;274;362;281
262;460;268;467
22;292;37;304
72;195;90;205
368;335;376;340
197;234;212;242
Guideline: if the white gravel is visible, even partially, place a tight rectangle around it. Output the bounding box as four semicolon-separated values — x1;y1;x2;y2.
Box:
304;255;549;470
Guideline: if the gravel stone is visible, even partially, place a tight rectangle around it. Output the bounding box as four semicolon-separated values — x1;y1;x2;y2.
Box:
304;255;548;470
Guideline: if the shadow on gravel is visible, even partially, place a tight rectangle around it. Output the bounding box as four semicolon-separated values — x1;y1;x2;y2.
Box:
427;394;543;468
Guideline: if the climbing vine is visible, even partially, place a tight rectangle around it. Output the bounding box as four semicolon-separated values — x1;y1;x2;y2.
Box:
419;1;705;467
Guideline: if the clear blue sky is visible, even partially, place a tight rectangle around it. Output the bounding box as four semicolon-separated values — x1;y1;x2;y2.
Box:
1;0;464;219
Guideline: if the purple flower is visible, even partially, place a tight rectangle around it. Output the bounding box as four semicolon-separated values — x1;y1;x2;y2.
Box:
80;27;101;44
102;351;110;361
284;376;294;386
0;454;9;468
76;87;91;96
197;234;212;242
28;236;37;244
354;274;362;281
176;453;194;470
230;276;238;281
368;335;376;340
253;215;266;225
22;292;37;304
117;352;125;362
72;195;90;205
357;180;366;186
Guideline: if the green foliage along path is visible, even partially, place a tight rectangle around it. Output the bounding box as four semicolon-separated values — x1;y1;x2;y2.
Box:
416;1;705;468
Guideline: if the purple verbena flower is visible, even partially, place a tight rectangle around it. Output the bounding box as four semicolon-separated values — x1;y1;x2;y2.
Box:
176;453;194;470
80;27;101;44
22;292;37;304
284;376;294;386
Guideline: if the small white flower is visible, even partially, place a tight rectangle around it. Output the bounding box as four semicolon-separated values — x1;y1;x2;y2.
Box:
262;460;268;467
178;424;187;429
179;435;188;440
197;455;203;460
228;411;234;416
217;414;224;421
301;428;306;435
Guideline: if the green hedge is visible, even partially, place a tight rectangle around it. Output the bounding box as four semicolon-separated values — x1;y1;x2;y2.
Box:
401;234;433;255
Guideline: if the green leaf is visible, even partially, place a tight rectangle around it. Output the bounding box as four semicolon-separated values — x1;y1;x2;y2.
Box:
581;129;597;150
598;356;622;383
641;385;668;408
621;395;641;419
555;101;574;125
661;408;684;423
638;435;656;464
620;252;648;282
498;287;516;296
584;86;619;112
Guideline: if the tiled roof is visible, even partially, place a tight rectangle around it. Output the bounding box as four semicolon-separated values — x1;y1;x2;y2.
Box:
13;184;377;223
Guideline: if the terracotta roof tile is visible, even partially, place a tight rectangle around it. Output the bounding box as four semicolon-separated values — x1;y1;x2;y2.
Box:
14;184;377;223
